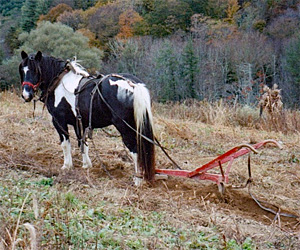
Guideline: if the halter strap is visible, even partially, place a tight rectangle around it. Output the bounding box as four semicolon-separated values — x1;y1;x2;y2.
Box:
22;81;40;91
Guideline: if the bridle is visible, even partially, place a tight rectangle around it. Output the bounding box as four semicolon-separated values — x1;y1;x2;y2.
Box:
21;59;42;92
22;81;41;91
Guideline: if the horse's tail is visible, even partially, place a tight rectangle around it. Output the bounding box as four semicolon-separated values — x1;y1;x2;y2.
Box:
133;84;155;182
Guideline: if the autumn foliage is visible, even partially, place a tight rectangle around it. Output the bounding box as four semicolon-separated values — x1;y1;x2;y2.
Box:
117;9;143;39
39;4;73;23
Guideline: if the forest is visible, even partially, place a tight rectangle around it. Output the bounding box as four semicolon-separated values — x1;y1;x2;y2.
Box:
1;1;300;248
1;0;300;107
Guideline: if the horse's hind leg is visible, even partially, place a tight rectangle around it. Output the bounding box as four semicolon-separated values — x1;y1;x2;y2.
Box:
116;123;143;185
81;143;92;169
74;127;92;169
130;152;144;186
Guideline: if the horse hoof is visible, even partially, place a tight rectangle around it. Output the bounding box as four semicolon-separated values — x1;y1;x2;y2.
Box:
61;165;72;170
82;164;92;169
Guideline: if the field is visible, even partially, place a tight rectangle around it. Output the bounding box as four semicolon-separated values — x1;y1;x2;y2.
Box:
0;91;299;249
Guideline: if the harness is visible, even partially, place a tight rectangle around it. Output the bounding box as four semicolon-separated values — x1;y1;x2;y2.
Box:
74;73;133;153
74;75;97;151
41;64;181;170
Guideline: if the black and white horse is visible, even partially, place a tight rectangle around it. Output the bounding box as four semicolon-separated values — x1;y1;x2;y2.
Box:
19;51;155;184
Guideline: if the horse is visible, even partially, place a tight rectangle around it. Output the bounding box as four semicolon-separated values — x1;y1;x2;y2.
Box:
19;51;155;185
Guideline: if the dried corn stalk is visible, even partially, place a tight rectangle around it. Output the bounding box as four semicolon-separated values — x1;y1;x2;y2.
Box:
259;84;283;116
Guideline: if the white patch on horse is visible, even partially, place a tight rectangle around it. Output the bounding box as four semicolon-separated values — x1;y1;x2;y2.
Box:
22;88;31;101
23;66;29;76
131;152;138;173
54;71;82;116
131;152;143;186
69;60;89;77
61;135;73;169
109;79;134;102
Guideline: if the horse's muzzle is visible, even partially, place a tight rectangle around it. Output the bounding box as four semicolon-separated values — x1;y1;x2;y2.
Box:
22;87;34;102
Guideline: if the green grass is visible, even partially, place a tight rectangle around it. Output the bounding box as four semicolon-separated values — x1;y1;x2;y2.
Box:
0;172;256;249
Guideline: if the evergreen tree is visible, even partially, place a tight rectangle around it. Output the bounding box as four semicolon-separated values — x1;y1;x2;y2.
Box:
0;0;26;16
144;0;192;37
5;26;22;53
181;39;199;99
21;0;39;32
0;48;4;64
155;41;181;102
285;33;300;102
36;0;52;15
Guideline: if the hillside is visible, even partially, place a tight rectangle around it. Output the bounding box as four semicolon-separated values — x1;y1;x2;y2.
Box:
1;0;300;106
0;92;299;249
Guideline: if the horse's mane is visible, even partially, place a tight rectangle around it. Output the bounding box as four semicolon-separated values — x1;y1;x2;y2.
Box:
41;56;65;78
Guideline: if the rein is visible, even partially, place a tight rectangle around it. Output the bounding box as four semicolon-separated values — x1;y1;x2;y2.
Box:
233;155;299;219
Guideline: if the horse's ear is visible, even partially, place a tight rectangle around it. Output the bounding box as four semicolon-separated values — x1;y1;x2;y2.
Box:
35;51;42;61
21;51;28;60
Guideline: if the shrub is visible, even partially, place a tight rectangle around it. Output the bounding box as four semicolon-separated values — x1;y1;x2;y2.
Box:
18;21;103;71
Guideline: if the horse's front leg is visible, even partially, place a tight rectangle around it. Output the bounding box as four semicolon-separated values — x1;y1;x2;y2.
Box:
53;118;73;170
61;135;73;169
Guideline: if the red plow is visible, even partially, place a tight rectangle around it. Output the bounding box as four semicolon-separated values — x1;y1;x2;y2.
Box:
156;139;282;195
155;139;300;219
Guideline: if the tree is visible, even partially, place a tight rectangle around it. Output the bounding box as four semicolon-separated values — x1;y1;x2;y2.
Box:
117;9;143;39
144;0;192;37
181;0;208;16
18;21;103;71
74;0;97;10
181;39;199;99
0;55;21;90
21;0;39;32
108;39;144;74
39;3;73;23
36;0;52;15
285;33;300;99
0;0;26;16
57;9;84;30
206;0;228;19
155;41;181;101
225;0;240;24
20;0;51;32
88;2;122;46
5;26;22;53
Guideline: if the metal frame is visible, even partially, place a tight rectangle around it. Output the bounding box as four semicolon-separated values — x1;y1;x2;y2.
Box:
155;139;282;186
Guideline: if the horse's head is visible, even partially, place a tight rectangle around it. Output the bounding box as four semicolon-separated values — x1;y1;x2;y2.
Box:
19;51;43;102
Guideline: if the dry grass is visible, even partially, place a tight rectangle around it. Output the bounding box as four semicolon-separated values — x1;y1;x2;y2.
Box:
153;99;300;133
0;91;300;249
